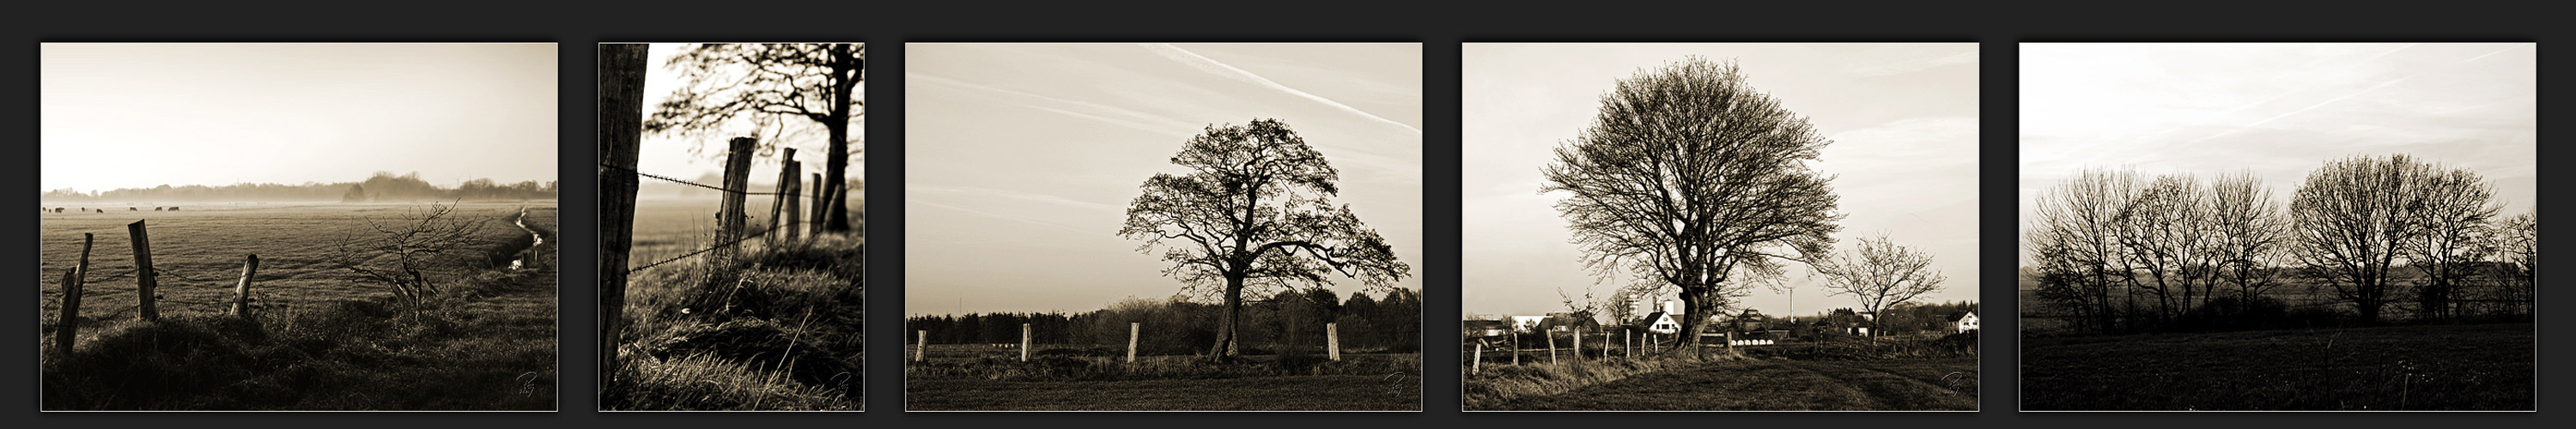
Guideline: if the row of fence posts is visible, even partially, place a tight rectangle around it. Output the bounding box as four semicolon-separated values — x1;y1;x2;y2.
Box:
1470;327;1714;375
52;222;261;352
910;322;1345;364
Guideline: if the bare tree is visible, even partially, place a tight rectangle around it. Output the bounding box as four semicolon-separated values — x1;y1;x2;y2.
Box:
2026;168;2143;332
2405;168;2500;320
333;201;490;311
2288;154;2441;323
645;43;865;233
1118;118;1411;360
2114;173;2226;322
1540;57;1841;350
2206;171;2287;300
1813;233;1946;337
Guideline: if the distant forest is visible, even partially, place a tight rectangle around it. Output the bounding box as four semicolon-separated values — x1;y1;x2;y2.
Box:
39;172;556;203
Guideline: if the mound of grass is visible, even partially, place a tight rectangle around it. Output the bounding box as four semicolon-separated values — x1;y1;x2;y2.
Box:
1463;353;1735;407
609;234;863;410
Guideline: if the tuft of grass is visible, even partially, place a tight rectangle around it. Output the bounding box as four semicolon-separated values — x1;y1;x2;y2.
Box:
605;353;853;411
608;233;863;410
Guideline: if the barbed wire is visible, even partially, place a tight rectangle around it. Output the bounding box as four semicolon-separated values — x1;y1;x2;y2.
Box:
626;223;783;275
600;163;808;197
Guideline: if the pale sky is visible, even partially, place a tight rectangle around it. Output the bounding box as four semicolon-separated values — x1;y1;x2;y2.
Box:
2019;43;2537;266
1462;43;1982;319
41;43;556;192
906;43;1423;316
631;43;862;187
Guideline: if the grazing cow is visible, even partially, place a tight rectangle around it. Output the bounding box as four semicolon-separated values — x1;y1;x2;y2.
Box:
130;207;138;211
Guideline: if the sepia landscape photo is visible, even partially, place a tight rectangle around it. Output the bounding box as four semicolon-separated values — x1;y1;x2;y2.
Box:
597;43;866;411
2018;43;2536;411
39;43;560;410
1460;43;1982;411
904;43;1423;411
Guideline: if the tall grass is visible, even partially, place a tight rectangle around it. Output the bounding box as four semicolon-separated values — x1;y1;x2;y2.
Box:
606;234;863;411
1462;352;1739;407
908;353;1419;383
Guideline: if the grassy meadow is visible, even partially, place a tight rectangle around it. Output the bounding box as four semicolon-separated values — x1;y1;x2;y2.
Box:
2023;323;2532;410
603;196;865;411
1461;337;1978;411
906;343;1422;410
39;202;558;410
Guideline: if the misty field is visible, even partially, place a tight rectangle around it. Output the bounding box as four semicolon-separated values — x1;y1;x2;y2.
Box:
906;343;1421;410
604;196;865;411
39;202;557;410
2024;323;2532;410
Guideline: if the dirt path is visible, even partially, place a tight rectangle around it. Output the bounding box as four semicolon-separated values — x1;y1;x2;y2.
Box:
1492;359;1976;410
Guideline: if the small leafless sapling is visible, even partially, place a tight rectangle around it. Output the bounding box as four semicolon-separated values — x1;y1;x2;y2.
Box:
334;201;489;311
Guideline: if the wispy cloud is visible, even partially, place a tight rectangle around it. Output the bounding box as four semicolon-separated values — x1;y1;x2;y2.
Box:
908;71;1200;136
1140;44;1423;134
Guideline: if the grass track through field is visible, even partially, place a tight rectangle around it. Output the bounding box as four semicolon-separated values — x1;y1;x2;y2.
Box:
1485;358;1978;410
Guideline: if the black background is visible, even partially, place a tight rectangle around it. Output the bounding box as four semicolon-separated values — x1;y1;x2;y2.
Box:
4;0;2561;426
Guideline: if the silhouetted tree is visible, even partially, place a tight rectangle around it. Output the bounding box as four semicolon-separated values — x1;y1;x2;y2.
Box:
1540;57;1841;350
1117;118;1412;360
2405;167;2500;320
1813;233;1946;337
645;43;865;233
2289;154;2443;323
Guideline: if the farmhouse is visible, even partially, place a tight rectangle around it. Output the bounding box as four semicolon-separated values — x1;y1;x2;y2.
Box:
1507;315;1549;333
1638;311;1680;335
1948;311;1979;333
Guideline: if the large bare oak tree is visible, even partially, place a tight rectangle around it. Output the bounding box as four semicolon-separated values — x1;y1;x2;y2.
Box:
1540;57;1841;350
645;43;865;233
1119;118;1411;360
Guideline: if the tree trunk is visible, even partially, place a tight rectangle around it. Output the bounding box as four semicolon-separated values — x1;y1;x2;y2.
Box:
821;44;860;233
1210;276;1245;360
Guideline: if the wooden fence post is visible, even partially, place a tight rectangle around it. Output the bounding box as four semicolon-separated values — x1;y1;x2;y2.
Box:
1020;323;1033;362
713;136;756;268
1472;342;1483;375
599;43;650;383
1127;322;1139;364
1572;327;1583;361
232;255;258;317
783;160;802;243
809;172;824;233
1511;333;1519;365
914;329;927;362
56;233;94;351
1327;322;1341;361
1546;330;1558;365
126;221;156;322
768;148;795;245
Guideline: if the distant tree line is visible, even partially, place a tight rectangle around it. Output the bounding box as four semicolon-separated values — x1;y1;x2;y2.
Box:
2027;154;2533;334
41;172;556;203
908;287;1423;355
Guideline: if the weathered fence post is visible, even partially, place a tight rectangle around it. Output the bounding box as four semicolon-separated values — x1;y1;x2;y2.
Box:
126;221;157;322
599;42;650;383
768;148;796;245
783;160;803;242
809;172;824;233
1546;330;1558;365
231;254;259;317
1625;329;1632;358
1511;334;1519;365
1327;322;1341;361
56;233;94;351
1020;323;1033;362
713;136;756;268
1472;342;1483;375
1572;327;1583;361
914;329;927;362
1127;322;1139;364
